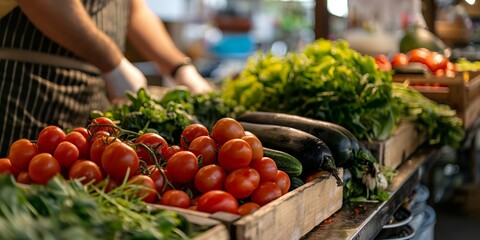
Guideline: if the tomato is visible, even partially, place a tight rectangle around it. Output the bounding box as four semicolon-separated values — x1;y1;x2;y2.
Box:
88;130;111;146
90;136;119;167
148;166;166;193
166;151;198;183
159;190;190;208
238;202;261;216
16;171;33;184
68;160;103;184
101;141;140;181
211;118;245;145
0;158;12;175
196;190;239;214
190;195;201;206
88;116;117;135
28;153;61;184
274;170;291;194
391;53;409;68
445;61;456;77
104;178;120;193
188;136;218;166
250;157;278;182
194;164;226;193
408;48;430;65
163;145;182;160
180;123;210;149
374;54;392;71
72;127;90;140
224;168;260;199
241;135;263;161
135;133;168;165
251;182;282;206
128;175;157;203
218;139;252;172
54;141;79;169
36;126;66;154
64;131;89;159
426;52;448;72
8;139;39;172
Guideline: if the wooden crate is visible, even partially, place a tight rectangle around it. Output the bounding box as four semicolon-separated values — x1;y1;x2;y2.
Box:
363;123;426;169
392;71;480;128
152;171;343;240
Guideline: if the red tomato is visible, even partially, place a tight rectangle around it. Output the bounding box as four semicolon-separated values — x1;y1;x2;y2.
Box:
101;141;140;181
37;126;66;154
166;151;199;183
64;131;89;159
217;139;252;172
8;139;39;172
238;202;261;216
88;130;111;146
69;160;103;184
0;158;12;175
88;116;117;135
28;153;61;184
148;166;166;193
72;127;90;140
408;48;431;65
104;178;120;193
194;164;226;193
250;157;278;182
90;136;119;167
241;135;263;161
180;123;210;149
391;53;409;68
196;190;239;214
426;52;448;72
224;168;260;199
188;136;218;166
251;182;282;206
54;141;79;169
159;190;191;208
128;175;157;203
374;54;392;71
211;118;245;145
135;133;169;165
16;171;33;184
274;170;291;195
163;145;182;160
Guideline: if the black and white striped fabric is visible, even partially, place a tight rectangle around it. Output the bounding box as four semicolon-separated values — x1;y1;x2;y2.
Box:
0;0;130;156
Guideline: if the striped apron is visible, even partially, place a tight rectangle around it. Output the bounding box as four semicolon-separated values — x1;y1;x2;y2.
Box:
0;0;130;156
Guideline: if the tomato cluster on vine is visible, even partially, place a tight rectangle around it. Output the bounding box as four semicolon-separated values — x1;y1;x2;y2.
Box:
0;117;290;216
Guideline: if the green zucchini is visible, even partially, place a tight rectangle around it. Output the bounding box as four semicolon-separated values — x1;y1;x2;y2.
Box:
263;147;303;177
237;111;359;167
289;177;304;191
240;121;342;186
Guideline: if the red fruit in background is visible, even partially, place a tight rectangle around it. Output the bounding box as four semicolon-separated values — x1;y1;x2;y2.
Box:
37;126;66;154
374;54;392;71
8;139;39;172
391;53;409;68
0;158;12;175
180;123;209;149
211;118;245;145
28;153;61;184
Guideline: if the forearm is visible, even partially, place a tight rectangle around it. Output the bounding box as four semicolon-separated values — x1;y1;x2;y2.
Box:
127;0;187;75
16;0;123;72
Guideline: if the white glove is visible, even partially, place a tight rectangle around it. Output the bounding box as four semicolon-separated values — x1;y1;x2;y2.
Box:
174;64;213;94
102;58;148;101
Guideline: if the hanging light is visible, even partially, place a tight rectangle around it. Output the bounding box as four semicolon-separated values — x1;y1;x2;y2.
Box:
327;0;348;17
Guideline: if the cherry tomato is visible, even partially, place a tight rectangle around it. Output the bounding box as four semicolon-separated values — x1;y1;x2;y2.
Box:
68;160;103;184
241;135;263;161
148;166;166;193
72;127;90;140
426;52;448;72
163;145;182;160
391;53;409;68
238;202;261;216
37;126;66;154
159;190;190;208
0;158;12;175
54;141;79;169
101;141;140;181
251;182;282;206
374;54;392;71
274;170;291;195
180;123;210;149
88;116;117;135
194;164;226;193
104;178;120;193
196;190;239;214
408;48;430;65
88;130;111;146
16;171;33;184
28;153;61;184
250;157;278;182
8;139;39;172
188;136;218;166
224;167;260;199
135;133;168;165
211;118;245;145
166;151;198;184
90;136;119;167
218;139;252;172
64;131;89;159
128;175;157;203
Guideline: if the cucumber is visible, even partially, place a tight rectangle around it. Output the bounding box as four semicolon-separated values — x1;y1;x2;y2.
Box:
289;177;304;191
240;121;342;186
263;147;302;177
237;111;359;167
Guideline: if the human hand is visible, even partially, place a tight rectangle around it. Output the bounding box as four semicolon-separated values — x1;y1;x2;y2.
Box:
174;64;213;94
102;58;147;102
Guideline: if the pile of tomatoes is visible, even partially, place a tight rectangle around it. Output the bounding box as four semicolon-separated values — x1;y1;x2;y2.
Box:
374;48;456;78
0;117;289;216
